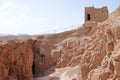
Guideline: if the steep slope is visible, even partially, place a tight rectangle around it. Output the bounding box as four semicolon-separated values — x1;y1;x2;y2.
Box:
32;6;120;80
0;39;33;80
50;6;120;80
0;6;120;80
32;24;93;78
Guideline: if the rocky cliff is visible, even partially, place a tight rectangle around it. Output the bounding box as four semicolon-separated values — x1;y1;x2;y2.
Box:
0;6;120;80
0;39;33;80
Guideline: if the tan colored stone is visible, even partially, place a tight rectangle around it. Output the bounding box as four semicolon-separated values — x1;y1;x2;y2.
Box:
1;5;120;80
107;41;114;52
116;77;120;80
114;62;120;76
100;72;110;80
0;39;33;80
85;6;108;23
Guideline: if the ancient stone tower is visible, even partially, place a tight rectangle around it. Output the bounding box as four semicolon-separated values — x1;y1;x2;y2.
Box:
84;6;109;23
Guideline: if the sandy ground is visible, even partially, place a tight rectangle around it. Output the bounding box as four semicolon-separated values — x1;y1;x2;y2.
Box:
35;65;79;80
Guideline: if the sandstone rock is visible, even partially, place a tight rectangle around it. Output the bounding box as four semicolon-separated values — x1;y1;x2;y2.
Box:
107;41;114;52
0;39;33;80
100;71;110;80
114;62;120;77
115;26;120;39
116;77;120;80
1;5;120;80
33;6;120;80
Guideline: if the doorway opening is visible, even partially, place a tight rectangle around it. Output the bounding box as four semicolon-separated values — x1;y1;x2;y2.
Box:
32;61;35;77
87;14;91;21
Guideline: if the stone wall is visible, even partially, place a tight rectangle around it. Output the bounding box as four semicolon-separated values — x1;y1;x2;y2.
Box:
85;6;108;23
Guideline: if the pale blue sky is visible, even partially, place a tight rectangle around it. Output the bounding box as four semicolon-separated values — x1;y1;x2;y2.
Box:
0;0;120;35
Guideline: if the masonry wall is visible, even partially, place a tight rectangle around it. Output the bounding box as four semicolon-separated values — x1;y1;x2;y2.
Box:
85;6;108;23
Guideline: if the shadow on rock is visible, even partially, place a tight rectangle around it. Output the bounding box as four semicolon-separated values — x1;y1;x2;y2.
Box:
49;77;59;80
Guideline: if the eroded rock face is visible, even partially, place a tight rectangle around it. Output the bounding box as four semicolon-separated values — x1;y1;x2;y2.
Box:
0;39;33;80
48;6;120;80
31;6;120;80
32;34;70;77
1;6;120;80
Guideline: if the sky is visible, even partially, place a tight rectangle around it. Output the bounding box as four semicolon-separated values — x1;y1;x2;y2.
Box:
0;0;120;35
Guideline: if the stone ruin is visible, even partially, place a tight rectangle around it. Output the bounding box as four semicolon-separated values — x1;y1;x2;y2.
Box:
85;6;109;23
84;6;109;27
